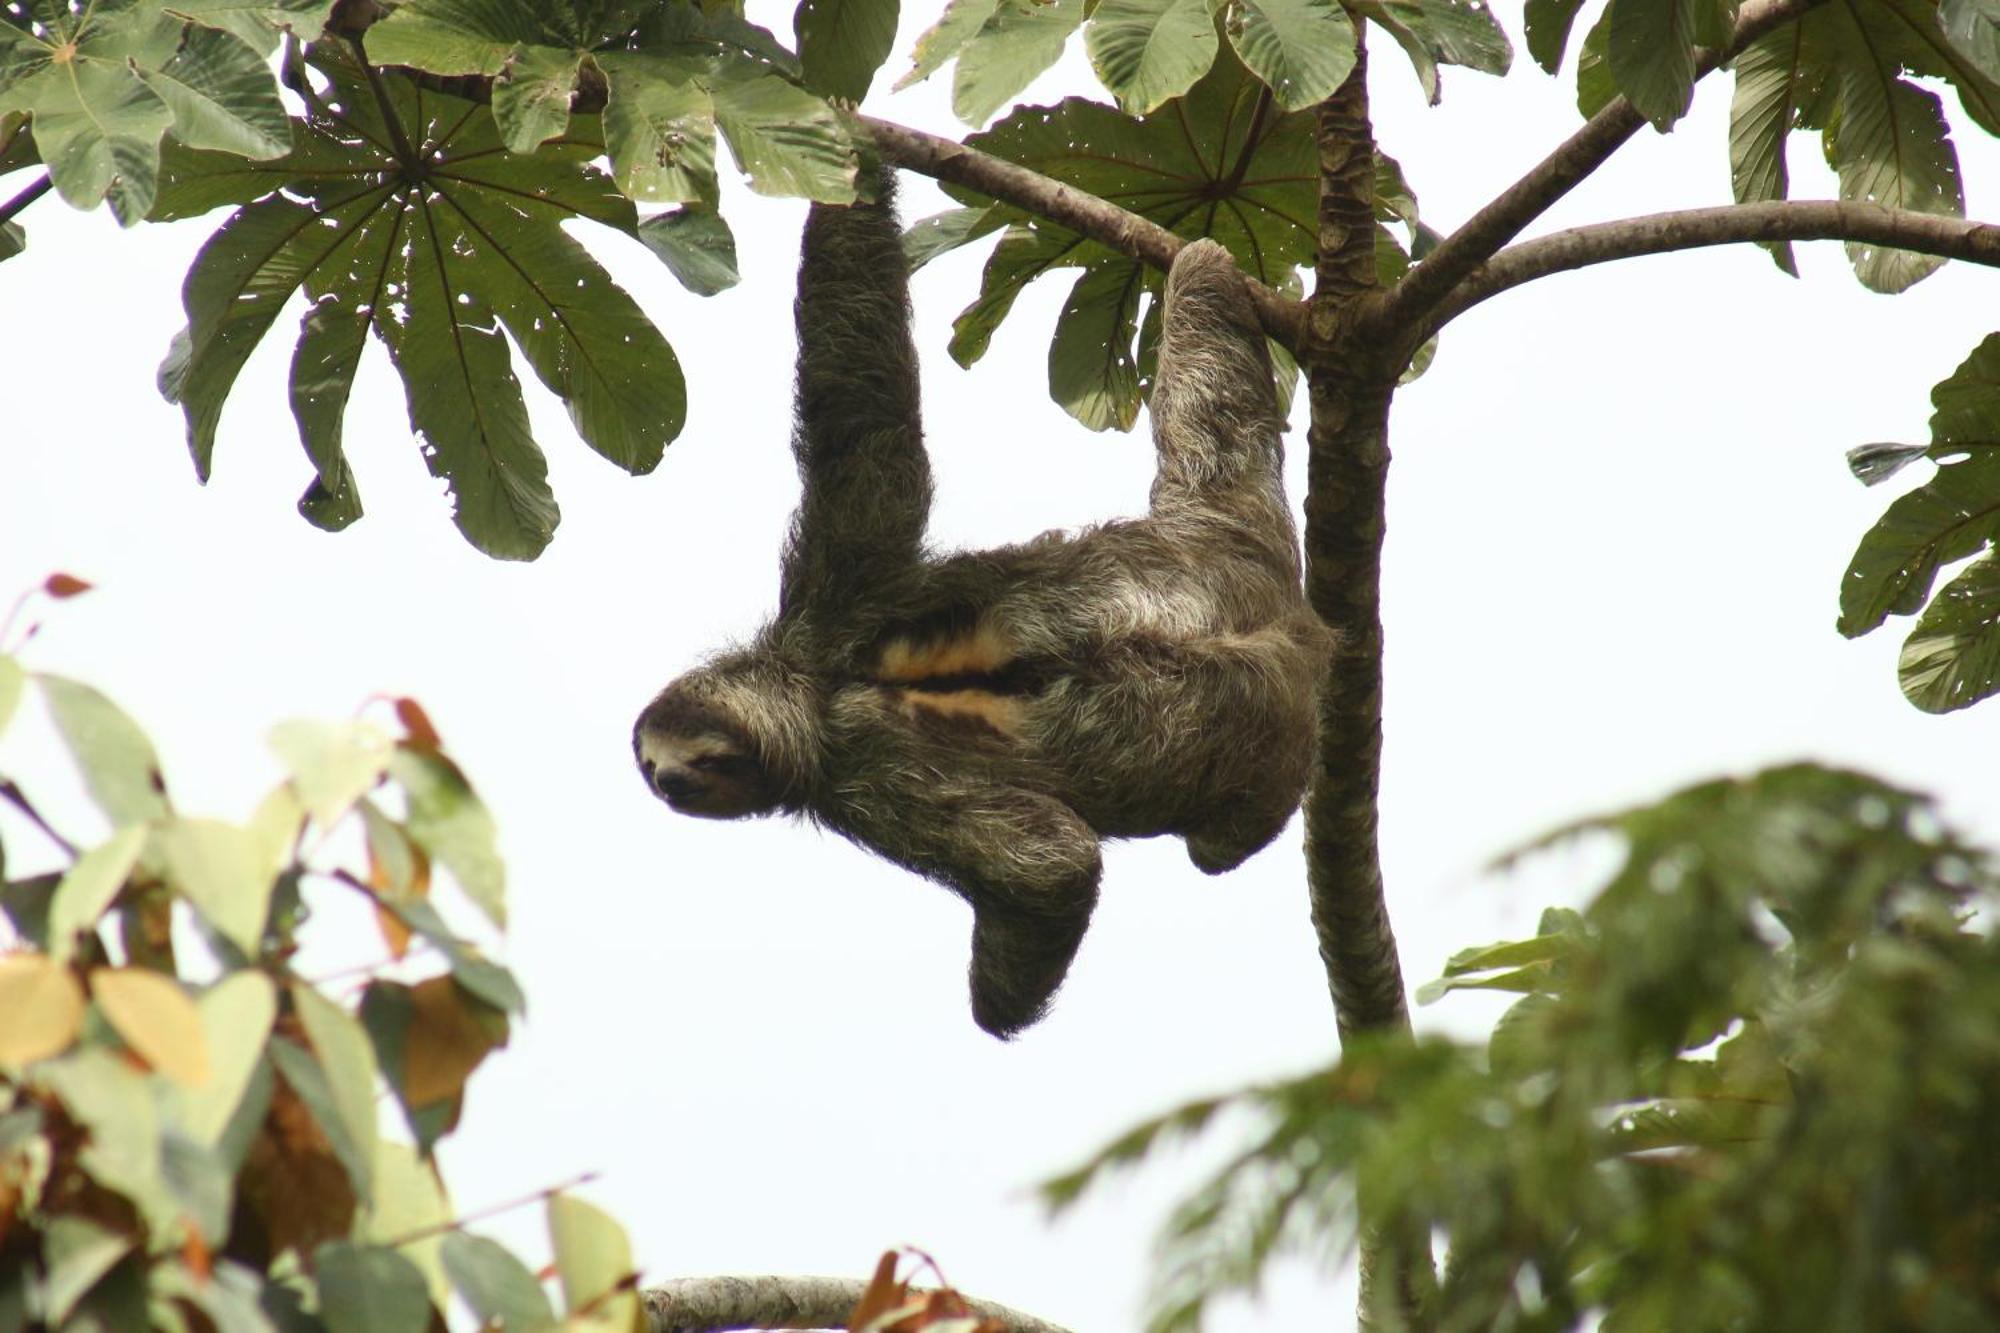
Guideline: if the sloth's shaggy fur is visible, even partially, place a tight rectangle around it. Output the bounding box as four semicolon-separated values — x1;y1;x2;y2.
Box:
635;173;1331;1038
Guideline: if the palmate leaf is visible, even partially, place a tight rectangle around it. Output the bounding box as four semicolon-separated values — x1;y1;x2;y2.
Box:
1844;334;2000;710
365;0;856;199
924;45;1434;427
158;58;685;560
1725;1;1988;293
0;0;288;222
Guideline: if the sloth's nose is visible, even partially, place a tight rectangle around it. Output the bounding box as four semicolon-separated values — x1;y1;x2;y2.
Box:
654;768;700;802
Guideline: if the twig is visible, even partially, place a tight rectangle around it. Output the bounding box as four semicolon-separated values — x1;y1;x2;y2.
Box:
381;1170;601;1248
861;114;1306;352
642;1275;1073;1333
0;173;50;229
0;779;77;859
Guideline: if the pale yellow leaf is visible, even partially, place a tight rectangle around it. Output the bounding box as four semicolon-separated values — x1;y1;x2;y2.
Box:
91;967;212;1087
0;953;87;1066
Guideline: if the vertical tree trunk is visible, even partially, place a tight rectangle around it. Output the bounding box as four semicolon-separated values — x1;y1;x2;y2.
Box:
1301;40;1410;1048
1301;42;1433;1329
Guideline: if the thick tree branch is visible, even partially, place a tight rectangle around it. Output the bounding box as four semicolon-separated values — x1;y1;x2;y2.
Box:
1369;0;1828;343
642;1276;1072;1333
1423;201;2000;334
861;115;1306;352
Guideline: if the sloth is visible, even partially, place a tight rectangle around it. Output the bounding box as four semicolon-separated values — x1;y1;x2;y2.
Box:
634;171;1332;1038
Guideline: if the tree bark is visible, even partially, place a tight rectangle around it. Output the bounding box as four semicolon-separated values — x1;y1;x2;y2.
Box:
1420;200;2000;334
642;1276;1072;1333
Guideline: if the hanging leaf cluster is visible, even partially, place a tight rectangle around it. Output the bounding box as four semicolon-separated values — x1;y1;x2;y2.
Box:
0;589;646;1330
908;42;1443;431
1840;332;2000;713
154;46;697;560
896;0;1507;125
1047;764;2000;1332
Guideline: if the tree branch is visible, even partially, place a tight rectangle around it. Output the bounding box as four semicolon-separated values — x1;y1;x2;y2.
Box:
642;1276;1073;1333
1369;0;1828;342
1423;200;2000;334
0;172;50;229
860;115;1306;352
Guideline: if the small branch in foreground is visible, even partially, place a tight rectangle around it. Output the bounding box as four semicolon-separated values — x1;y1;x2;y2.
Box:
642;1276;1073;1333
1424;201;2000;334
861;115;1306;352
1371;0;1828;340
0;173;51;229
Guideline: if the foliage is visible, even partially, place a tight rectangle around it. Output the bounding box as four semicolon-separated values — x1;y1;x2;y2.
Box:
1049;765;2000;1332
1842;334;2000;713
0;577;642;1332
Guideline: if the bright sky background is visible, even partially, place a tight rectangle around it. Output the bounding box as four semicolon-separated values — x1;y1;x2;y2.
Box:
5;9;2000;1330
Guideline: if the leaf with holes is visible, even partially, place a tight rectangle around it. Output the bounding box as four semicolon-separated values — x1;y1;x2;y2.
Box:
1726;3;1984;294
923;47;1318;424
158;54;686;559
0;0;287;222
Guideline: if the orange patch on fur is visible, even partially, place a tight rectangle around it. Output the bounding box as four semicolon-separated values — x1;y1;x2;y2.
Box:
898;688;1024;736
874;622;1014;682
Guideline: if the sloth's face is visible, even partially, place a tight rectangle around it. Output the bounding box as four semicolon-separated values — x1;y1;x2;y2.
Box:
633;691;783;819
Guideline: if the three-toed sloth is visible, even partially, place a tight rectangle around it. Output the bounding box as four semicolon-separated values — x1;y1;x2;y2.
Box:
635;171;1331;1038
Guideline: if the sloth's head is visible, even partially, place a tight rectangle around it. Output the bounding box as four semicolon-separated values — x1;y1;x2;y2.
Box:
633;653;817;819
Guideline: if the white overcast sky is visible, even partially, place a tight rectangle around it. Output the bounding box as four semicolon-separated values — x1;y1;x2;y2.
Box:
6;9;2000;1330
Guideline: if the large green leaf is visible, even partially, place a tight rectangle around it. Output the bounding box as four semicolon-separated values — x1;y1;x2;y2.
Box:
1049;263;1147;432
315;1242;434;1333
1844;334;2000;713
1840;452;2000;638
1941;0;2000;81
442;1233;557;1333
595;52;719;203
923;47;1442;424
0;0;288;221
1899;553;2000;712
1728;26;1828;277
635;204;740;295
1727;3;1979;294
949;0;1087;126
366;0;855;197
1358;0;1513;103
1086;0;1218;114
1606;0;1698;129
1524;0;1586;73
795;0;898;100
38;674;170;825
159;58;686;559
1834;74;1961;293
1228;0;1357;111
709;70;857;200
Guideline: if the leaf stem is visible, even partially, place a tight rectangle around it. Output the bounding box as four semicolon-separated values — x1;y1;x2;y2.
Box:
379;1170;602;1248
0;173;51;228
349;38;422;170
